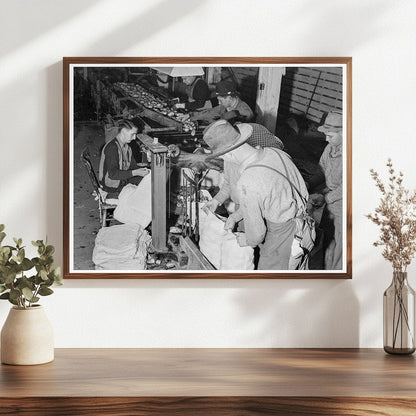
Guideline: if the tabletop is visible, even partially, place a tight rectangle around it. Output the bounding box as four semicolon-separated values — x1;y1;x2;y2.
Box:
1;348;415;415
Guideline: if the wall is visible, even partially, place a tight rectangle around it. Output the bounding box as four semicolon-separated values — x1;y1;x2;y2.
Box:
0;0;415;348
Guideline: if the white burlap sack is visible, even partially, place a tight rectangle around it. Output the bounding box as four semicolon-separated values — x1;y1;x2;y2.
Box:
113;173;152;227
198;207;254;270
92;223;151;270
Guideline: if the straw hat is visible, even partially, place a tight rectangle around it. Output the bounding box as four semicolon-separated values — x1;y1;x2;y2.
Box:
203;120;253;159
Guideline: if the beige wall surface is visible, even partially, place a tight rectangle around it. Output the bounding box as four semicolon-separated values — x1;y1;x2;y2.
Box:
0;0;415;347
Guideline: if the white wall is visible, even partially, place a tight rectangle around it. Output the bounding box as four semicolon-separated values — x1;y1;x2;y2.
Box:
1;0;415;348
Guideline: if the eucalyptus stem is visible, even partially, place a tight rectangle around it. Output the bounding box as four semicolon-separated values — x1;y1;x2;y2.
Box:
0;224;62;309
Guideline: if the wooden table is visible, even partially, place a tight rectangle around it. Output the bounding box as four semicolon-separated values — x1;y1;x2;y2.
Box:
1;348;415;415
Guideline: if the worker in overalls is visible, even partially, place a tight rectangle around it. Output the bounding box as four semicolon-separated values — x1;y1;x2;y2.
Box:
203;120;310;270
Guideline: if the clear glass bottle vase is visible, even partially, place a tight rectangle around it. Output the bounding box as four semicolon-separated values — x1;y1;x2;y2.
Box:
383;271;416;355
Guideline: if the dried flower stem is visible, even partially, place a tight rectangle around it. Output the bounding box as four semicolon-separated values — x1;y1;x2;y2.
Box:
366;159;416;272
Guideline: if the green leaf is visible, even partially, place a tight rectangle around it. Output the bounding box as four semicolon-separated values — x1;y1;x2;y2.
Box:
9;288;21;301
22;287;34;301
0;231;6;245
8;297;18;306
0;224;5;232
13;237;22;248
21;258;34;271
39;269;48;281
0;246;12;265
40;256;54;266
0;285;7;294
0;246;10;255
51;267;63;285
45;245;55;256
17;248;25;263
0;270;17;285
0;292;10;299
16;276;35;291
31;240;43;247
34;274;44;285
38;287;54;296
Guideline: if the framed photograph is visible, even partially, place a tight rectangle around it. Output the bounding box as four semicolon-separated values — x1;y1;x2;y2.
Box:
63;57;352;279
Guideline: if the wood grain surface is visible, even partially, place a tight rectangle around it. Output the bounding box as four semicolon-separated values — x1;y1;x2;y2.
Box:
1;348;414;415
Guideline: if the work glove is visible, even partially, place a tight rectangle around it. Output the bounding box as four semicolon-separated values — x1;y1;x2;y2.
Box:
202;198;220;214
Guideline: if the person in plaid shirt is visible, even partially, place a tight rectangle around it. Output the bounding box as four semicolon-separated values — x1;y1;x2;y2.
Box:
244;122;284;150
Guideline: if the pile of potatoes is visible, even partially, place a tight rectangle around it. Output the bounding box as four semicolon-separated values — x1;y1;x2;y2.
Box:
115;82;197;133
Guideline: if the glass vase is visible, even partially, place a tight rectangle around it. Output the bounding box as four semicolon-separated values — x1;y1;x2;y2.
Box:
383;271;415;355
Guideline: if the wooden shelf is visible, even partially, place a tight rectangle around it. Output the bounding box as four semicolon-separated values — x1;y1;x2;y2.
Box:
1;348;415;415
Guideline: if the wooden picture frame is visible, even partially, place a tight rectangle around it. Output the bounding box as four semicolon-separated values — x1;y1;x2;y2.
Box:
63;57;352;279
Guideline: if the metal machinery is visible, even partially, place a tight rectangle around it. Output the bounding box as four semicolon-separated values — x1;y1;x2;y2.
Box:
135;134;170;253
97;72;215;269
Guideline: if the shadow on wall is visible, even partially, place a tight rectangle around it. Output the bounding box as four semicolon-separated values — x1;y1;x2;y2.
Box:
290;0;394;50
57;279;361;348
2;0;205;57
1;0;101;57
232;280;359;348
83;0;205;55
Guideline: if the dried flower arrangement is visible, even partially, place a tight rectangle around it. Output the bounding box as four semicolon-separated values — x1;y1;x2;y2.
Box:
366;159;416;272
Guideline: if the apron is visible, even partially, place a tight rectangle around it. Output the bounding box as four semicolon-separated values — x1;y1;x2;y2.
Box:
258;219;296;270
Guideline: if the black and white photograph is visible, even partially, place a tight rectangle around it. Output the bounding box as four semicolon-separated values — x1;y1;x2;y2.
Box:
63;58;352;278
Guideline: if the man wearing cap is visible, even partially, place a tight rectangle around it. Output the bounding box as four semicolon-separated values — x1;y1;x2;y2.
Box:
203;120;309;270
191;80;254;124
309;111;343;270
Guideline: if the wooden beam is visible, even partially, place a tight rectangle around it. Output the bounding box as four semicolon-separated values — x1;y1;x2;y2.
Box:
255;67;285;133
206;67;222;86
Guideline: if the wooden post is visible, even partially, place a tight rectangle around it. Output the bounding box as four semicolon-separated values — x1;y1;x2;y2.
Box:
255;67;285;133
206;67;222;85
137;135;169;252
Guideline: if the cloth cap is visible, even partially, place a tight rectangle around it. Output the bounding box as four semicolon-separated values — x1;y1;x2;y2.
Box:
203;120;253;158
318;111;343;133
215;80;238;96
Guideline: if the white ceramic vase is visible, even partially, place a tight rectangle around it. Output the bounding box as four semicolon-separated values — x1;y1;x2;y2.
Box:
1;305;54;365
